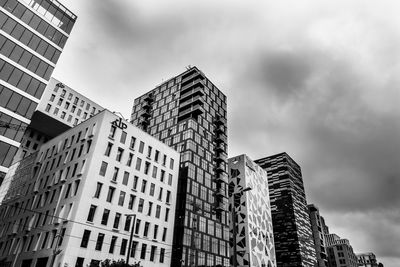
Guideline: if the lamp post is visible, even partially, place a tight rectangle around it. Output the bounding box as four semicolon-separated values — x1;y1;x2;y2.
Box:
125;214;137;267
49;232;63;267
231;187;252;267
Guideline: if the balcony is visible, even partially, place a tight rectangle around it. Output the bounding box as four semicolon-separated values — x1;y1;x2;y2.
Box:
214;202;225;211
215;172;228;183
214;143;225;153
214;164;225;173
180;87;204;102
214;134;227;144
179;95;204;109
214;116;226;125
213;151;227;162
139;109;151;118
143;94;154;103
213;125;225;135
181;70;204;84
142;101;152;110
178;103;204;118
215;188;225;197
181;78;204;92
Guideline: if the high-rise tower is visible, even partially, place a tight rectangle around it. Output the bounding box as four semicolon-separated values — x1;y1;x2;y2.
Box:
0;0;76;184
131;67;229;267
255;152;317;267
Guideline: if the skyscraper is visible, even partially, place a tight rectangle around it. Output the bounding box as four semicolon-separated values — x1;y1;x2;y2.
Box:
131;67;229;267
228;154;276;267
308;204;329;267
0;0;76;184
255;152;317;267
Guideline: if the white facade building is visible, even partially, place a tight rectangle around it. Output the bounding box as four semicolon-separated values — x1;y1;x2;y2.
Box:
228;154;276;267
0;110;180;267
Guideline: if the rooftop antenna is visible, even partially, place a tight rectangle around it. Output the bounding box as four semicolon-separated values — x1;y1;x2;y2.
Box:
112;111;127;121
186;65;192;70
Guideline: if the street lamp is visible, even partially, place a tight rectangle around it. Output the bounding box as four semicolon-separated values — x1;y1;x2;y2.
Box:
125;214;137;267
231;187;252;267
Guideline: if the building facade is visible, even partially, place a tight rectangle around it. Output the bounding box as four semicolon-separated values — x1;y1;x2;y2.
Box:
356;252;378;267
0;110;180;267
0;0;76;184
325;234;358;267
308;204;329;267
131;67;229;267
228;154;276;267
255;152;317;267
12;77;103;164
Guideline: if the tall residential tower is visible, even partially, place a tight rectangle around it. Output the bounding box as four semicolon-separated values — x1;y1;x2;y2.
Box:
0;0;76;184
131;67;229;267
255;152;317;267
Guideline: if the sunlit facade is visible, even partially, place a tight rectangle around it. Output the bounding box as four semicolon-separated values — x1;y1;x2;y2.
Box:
0;0;76;184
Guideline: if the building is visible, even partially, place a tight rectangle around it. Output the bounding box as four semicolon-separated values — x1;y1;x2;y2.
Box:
357;252;378;267
12;77;103;164
131;66;229;267
325;234;358;267
0;110;180;267
308;204;329;267
0;0;76;184
228;154;276;267
255;152;317;267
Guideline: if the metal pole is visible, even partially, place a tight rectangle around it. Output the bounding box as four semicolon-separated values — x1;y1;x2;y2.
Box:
232;194;238;267
126;214;136;267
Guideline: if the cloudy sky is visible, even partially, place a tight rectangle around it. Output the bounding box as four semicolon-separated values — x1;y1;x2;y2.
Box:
54;0;400;265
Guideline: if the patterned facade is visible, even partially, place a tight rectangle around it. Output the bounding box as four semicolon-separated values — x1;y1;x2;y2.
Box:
228;154;276;267
0;0;76;184
0;110;180;267
308;204;329;267
131;67;229;267
255;152;316;267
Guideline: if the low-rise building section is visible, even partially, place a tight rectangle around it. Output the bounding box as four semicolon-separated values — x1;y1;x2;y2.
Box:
228;154;276;267
357;252;378;267
308;204;329;267
0;110;180;267
326;234;358;267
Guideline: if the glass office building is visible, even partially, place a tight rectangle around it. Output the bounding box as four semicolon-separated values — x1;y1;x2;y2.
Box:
0;0;76;184
131;67;229;267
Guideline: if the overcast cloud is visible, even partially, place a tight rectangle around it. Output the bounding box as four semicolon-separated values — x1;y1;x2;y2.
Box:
54;1;400;266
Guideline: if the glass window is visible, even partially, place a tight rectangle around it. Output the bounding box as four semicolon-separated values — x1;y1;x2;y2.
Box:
99;161;107;176
80;230;90;248
87;205;97;222
113;213;121;229
101;209;110;225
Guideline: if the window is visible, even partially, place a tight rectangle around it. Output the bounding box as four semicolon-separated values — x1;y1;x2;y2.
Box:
143;222;150;237
132;176;139;190
166;190;171;204
153;225;159;239
165;208;170;222
170;158;174;169
162;227;167;241
80;230;91;248
112;167;119;182
150;245;156;261
95;233;105;251
75;257;84;267
155;205;161;218
135;219;141;235
168;174;173;185
99;161;108;176
144;162;150;175
106;187;115;202
101;209;110;225
109;125;116;138
160;170;165;182
158;188;163;200
105;142;113;156
128;195;135;210
141;180;147;193
152;166;157;178
140;244;147;259
116;148;124;162
124;215;132;231
135;158;142;171
130;241;138;257
118;191;126;206
130;137;136;149
154;150;160;162
147;202;153;216
138;198;144;213
113;213;121;229
147;146;152;158
150;183;155;196
160;248;165;263
162;155;167;166
94;182;102;198
139;141;144;153
87;205;97;222
120;239;127;255
127;153;133;166
122;171;129;185
109;236;117;253
120;131;127;144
